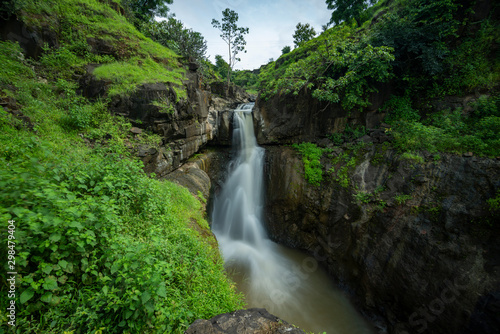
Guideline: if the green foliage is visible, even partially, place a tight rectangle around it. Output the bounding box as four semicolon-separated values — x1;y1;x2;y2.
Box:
344;124;367;141
382;95;420;124
400;152;424;164
293;23;316;48
436;19;500;96
292;142;325;186
281;46;291;55
139;16;208;62
329;152;357;188
353;190;372;203
0;28;242;334
122;0;173;26
151;96;176;114
328;132;343;145
394;193;413;205
260;24;394;111
391;96;500;157
326;0;377;26
487;191;500;212
93;56;186;98
214;54;230;80
369;0;460;76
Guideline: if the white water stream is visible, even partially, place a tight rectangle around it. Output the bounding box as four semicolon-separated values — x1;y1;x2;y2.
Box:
212;103;373;334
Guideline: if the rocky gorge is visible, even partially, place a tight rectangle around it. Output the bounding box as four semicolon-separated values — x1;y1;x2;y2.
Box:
85;60;498;333
69;52;500;333
2;1;498;333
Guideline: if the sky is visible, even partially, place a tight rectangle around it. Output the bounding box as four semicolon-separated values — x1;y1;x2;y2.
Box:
167;0;331;71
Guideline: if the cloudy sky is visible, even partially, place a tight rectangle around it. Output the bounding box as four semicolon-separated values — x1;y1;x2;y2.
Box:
168;0;331;70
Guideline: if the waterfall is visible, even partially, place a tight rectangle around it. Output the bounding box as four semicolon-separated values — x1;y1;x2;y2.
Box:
211;103;374;334
212;102;295;309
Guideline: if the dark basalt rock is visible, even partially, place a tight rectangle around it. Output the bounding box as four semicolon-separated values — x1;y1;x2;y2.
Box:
185;308;306;334
262;144;500;334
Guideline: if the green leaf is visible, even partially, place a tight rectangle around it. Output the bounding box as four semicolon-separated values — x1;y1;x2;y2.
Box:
141;291;151;305
49;233;62;242
125;310;133;319
68;221;83;229
157;283;167;298
20;288;35;304
42;265;53;275
111;262;120;274
43;276;58;290
102;286;109;295
58;260;68;269
41;292;53;303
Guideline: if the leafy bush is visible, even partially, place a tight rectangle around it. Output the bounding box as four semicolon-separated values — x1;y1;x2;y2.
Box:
382;95;420;124
0;35;242;333
292;142;325;186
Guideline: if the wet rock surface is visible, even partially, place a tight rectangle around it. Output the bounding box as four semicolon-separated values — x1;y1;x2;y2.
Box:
263;144;500;334
185;308;305;334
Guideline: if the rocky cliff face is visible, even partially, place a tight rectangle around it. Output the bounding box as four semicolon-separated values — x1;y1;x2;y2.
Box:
263;143;500;334
79;63;249;177
253;88;388;145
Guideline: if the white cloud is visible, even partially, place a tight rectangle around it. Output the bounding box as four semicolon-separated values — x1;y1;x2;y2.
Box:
169;0;330;70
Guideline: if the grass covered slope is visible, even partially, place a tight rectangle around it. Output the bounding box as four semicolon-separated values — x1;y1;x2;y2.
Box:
0;1;243;332
12;0;186;98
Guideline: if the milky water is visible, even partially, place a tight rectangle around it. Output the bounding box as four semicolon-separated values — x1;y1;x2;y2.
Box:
211;103;374;334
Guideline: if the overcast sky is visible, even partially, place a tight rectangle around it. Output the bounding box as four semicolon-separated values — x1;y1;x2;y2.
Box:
168;0;331;71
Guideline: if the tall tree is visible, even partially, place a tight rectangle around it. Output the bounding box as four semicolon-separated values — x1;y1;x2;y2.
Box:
293;23;316;48
325;0;376;26
211;8;249;93
140;17;207;61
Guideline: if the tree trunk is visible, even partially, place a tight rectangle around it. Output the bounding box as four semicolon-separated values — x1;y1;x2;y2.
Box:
226;40;231;96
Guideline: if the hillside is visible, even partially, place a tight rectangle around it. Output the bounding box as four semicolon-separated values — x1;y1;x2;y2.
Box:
1;0;499;333
256;0;499;157
0;1;244;333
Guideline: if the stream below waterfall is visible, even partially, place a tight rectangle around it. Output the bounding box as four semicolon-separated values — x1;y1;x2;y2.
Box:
211;103;374;334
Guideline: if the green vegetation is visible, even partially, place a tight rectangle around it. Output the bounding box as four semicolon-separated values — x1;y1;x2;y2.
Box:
0;0;243;331
259;23;394;111
93;57;186;98
258;0;499;157
211;8;250;92
292;142;325;186
394;194;413;205
293;23;317;47
487;191;500;212
329;153;357;188
139;16;208;62
400;152;425;164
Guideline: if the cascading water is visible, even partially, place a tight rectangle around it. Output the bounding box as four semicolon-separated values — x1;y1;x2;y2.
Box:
212;103;373;334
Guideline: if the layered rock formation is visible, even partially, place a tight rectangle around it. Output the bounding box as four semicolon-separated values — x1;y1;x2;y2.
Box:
78;62;249;177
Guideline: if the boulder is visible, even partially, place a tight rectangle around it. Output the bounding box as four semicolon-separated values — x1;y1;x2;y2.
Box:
185;308;305;334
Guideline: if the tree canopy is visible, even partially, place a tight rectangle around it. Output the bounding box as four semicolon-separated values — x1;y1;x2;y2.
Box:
123;0;173;25
293;23;316;47
140;17;207;61
326;0;376;26
211;8;249;90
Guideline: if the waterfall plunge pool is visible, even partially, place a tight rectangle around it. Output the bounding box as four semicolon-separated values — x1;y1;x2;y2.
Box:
211;103;374;334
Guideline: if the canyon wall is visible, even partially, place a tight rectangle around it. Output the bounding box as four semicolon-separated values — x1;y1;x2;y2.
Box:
257;92;500;333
